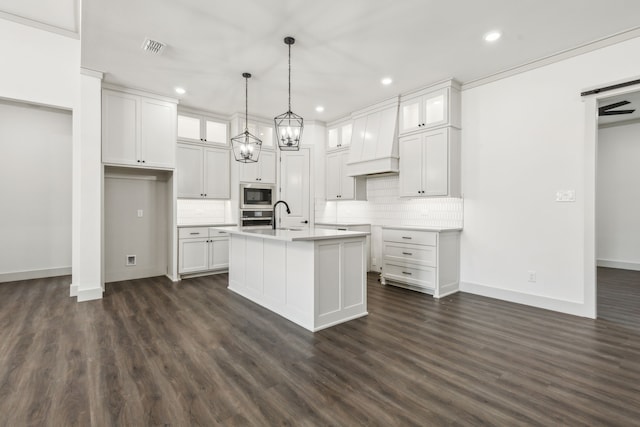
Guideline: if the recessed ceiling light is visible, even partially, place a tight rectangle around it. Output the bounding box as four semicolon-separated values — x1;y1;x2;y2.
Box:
484;31;502;42
381;77;393;85
315;106;325;112
175;87;186;95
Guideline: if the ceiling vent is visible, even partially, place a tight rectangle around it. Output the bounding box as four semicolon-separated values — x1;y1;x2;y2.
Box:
141;38;166;54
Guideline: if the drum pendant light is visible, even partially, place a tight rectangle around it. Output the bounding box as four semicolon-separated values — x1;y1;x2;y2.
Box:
231;73;262;163
274;36;303;151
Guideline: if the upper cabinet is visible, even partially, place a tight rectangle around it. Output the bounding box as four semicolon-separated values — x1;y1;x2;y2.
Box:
326;149;366;201
399;80;461;136
102;88;177;169
177;112;228;145
238;150;276;184
232;114;275;151
327;118;353;151
176;143;230;199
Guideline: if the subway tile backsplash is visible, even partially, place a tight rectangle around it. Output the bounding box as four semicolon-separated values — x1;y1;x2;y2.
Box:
177;199;232;225
315;175;463;228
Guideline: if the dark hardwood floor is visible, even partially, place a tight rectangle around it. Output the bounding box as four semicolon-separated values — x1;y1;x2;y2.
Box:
1;268;639;425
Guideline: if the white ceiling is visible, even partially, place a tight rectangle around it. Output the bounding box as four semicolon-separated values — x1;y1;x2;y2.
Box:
81;0;640;122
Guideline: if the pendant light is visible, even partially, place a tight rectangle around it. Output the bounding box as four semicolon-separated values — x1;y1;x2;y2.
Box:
274;36;303;151
231;73;262;163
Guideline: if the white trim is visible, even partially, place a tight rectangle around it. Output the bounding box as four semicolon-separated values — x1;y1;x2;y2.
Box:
0;267;71;283
101;83;179;104
460;281;592;318
77;286;103;302
598;117;640;129
462;27;640;91
80;68;104;79
69;283;78;297
0;10;79;39
597;259;640;271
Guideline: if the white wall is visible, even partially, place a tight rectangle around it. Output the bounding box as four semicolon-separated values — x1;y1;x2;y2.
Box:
0;100;72;281
104;172;169;282
597;121;640;270
460;36;640;316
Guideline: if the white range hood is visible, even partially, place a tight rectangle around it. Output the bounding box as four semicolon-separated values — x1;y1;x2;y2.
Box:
346;97;400;177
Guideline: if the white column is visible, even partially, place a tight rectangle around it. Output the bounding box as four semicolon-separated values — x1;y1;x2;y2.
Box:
70;69;104;301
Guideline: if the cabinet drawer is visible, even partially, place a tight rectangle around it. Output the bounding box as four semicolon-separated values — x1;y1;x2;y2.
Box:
178;227;210;239
383;262;435;289
209;229;229;237
383;242;436;267
383;229;436;246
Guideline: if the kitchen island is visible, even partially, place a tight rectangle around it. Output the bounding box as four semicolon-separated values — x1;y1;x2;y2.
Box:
210;226;369;332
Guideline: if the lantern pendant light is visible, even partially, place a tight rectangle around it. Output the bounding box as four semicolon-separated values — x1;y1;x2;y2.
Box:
274;36;303;151
231;73;262;163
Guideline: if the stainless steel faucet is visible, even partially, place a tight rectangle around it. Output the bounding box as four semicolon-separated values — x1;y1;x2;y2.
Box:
272;200;291;229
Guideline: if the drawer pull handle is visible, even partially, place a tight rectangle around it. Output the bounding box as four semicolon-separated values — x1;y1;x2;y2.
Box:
402;252;413;256
402;271;412;275
402;236;412;240
337;228;347;231
190;232;201;235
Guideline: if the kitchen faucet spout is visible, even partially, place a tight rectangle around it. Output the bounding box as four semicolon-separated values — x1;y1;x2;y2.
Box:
272;200;291;229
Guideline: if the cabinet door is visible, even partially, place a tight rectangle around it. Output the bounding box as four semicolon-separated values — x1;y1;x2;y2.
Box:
340;151;355;200
203;148;230;199
340;123;353;148
239;159;259;182
140;98;176;168
423;88;448;129
204;118;228;145
348;116;367;164
399;134;423;197
279;148;310;228
399;95;422;135
209;237;229;269
327;127;340;150
257;123;274;150
177;144;204;198
259;150;277;184
102;90;139;165
423;128;448;196
326;151;341;200
179;238;209;273
177;113;202;142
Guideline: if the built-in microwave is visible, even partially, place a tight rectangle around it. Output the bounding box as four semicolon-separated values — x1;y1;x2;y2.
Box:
240;184;275;209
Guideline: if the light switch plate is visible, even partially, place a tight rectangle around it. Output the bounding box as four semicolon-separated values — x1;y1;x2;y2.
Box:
555;190;575;202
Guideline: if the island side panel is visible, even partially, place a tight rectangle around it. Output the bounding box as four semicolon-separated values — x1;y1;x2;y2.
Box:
314;237;368;331
228;234;246;289
285;241;316;329
262;239;286;307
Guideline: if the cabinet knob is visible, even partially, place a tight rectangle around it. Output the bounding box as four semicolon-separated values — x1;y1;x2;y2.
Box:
204;139;207;142
142;160;146;163
204;194;207;197
137;160;141;163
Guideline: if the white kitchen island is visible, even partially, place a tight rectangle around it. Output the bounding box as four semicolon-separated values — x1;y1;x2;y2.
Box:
210;226;370;332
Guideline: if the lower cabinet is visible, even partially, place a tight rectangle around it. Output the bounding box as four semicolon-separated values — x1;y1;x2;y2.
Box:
314;223;371;271
381;227;460;298
178;227;229;275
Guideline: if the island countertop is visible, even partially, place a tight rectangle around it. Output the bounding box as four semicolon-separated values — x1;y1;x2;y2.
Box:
210;226;369;242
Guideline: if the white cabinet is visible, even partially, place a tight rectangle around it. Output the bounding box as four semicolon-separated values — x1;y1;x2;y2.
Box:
177;112;228;145
398;127;461;197
326;149;366;201
178;227;229;275
102;88;177;169
176;143;230;199
399;80;461;135
233;115;275;150
327;120;353;151
238;150;276;183
314;223;371;271
381;227;460;298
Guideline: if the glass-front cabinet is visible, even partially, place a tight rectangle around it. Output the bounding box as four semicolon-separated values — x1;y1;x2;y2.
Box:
327;118;353;151
177;112;228;145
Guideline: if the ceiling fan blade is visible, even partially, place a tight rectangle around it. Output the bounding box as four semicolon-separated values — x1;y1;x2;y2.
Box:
600;109;636;116
600;100;631;111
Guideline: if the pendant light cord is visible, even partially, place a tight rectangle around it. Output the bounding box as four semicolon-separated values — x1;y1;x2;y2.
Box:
244;76;249;132
288;43;291;113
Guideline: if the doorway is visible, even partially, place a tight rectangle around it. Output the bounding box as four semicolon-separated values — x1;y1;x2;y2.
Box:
277;147;312;229
595;90;640;324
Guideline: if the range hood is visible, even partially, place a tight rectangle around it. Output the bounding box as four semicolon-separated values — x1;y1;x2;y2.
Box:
346;97;399;177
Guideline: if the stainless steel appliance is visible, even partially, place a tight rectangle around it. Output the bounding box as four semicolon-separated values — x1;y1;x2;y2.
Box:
240;184;275;209
240;209;273;228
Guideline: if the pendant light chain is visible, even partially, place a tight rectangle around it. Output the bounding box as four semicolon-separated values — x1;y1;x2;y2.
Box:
244;75;249;132
288;42;291;113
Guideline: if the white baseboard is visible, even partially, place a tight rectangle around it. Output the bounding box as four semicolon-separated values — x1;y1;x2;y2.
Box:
69;283;79;297
0;267;71;283
597;259;640;271
459;281;593;318
77;286;103;302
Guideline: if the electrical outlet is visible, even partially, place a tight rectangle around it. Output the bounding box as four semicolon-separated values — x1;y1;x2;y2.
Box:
555;190;575;202
137;209;144;217
528;270;537;283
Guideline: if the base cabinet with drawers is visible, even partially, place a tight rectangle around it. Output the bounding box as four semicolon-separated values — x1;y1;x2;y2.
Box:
381;227;460;298
178;227;230;275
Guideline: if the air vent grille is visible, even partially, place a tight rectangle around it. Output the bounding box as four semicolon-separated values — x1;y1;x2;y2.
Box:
141;38;166;54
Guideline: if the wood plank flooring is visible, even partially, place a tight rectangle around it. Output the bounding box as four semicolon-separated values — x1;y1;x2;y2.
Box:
0;268;639;425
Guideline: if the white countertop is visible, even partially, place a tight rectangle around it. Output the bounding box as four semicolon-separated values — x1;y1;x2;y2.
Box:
381;225;463;232
315;222;371;227
210;226;370;242
178;223;237;228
